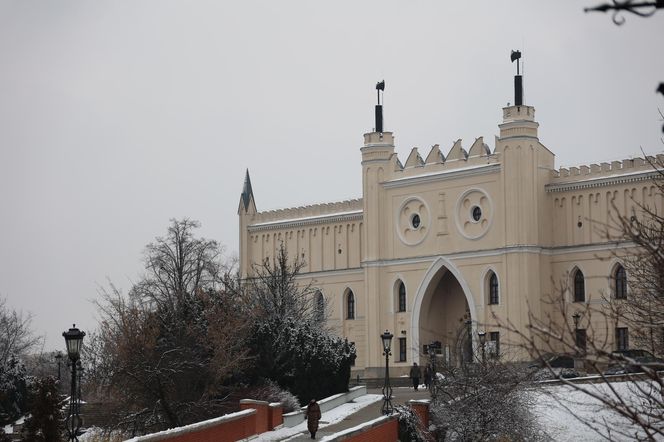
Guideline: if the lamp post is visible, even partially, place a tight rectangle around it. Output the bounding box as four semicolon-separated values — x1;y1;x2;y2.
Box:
63;324;85;442
55;351;63;381
464;319;473;365
428;341;437;374
380;330;394;415
572;311;581;357
478;331;486;364
428;341;440;399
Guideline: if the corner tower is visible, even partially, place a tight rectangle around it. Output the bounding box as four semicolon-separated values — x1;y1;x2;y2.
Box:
238;169;256;278
361;81;395;373
495;51;555;330
496;50;554;247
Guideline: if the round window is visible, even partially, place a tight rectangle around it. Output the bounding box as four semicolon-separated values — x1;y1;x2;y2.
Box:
411;214;421;229
471;206;482;222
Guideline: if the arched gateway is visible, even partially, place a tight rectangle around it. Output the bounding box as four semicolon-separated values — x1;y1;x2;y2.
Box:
411;257;478;365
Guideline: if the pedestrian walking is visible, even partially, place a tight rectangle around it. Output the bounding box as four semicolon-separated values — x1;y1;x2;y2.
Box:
409;362;421;391
424;364;432;390
305;398;321;439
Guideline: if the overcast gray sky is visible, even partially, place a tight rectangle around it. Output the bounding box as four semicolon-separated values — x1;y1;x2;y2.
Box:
1;1;662;351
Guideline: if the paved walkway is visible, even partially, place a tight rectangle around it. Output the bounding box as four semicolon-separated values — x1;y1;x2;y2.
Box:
285;387;431;441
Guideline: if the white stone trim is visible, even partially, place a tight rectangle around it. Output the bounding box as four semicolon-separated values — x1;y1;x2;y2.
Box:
125;409;256;442
360;241;636;269
248;210;362;232
546;170;658;193
383;163;500;189
293;267;363;279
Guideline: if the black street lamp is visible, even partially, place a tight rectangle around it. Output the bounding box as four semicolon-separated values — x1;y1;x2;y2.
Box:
478;330;486;364
63;324;85;442
428;341;437;374
464;319;473;364
380;330;394;415
572;311;582;356
55;351;63;381
428;341;440;399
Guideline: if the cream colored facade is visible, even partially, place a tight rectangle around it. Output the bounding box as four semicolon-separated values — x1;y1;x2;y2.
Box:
237;86;662;377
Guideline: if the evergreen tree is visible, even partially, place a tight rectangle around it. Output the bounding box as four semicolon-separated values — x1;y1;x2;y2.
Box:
21;376;63;442
0;355;28;426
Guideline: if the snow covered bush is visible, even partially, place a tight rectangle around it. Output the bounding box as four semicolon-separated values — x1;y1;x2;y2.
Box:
243;379;300;412
395;404;428;442
21;376;63;441
246;315;356;404
0;355;29;426
239;244;356;404
430;360;547;441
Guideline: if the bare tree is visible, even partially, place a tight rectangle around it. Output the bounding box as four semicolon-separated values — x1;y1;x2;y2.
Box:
88;219;249;433
497;291;664;440
494;172;664;439
429;354;547;441
0;297;41;364
240;243;319;325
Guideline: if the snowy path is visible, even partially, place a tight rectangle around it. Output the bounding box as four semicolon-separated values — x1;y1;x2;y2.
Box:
254;394;383;441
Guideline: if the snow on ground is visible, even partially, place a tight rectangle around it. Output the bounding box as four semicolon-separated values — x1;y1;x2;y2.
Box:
254;394;383;441
534;381;662;441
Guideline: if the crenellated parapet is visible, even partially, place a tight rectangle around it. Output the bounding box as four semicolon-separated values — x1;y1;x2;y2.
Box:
250;198;363;226
547;155;664;192
389;136;497;180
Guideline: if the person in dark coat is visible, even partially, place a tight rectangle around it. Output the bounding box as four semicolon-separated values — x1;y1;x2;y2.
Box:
305;399;321;439
409;362;421;391
424;364;432;390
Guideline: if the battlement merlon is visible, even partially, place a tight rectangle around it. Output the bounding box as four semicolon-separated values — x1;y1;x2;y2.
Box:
547;155;664;192
248;198;364;226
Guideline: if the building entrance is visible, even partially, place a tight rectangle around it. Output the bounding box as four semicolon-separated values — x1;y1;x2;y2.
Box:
413;258;476;366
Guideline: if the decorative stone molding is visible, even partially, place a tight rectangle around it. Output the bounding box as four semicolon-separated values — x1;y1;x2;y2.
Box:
396;196;431;246
455;188;493;240
384;163;500;189
250;199;363;225
248;210;362;232
546;170;659;193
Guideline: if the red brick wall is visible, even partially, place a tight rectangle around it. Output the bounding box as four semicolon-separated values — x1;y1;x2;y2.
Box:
342;418;399;442
409;401;429;429
268;403;283;430
239;399;269;433
151;411;256;442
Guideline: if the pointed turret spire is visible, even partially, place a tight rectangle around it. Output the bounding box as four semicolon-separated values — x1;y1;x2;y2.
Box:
239;169;256;214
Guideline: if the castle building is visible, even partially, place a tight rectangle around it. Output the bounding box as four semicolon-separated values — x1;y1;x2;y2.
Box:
237;56;661;377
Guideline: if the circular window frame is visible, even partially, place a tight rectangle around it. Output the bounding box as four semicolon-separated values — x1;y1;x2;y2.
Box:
454;188;493;240
396;196;431;246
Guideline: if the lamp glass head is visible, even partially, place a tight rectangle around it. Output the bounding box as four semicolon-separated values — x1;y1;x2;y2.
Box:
380;330;393;352
62;324;86;362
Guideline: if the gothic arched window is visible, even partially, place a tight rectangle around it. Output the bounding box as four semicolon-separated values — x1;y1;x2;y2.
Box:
398;281;406;312
346;290;355;320
488;272;499;305
574;269;585;303
314;291;325;322
614;264;627;299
